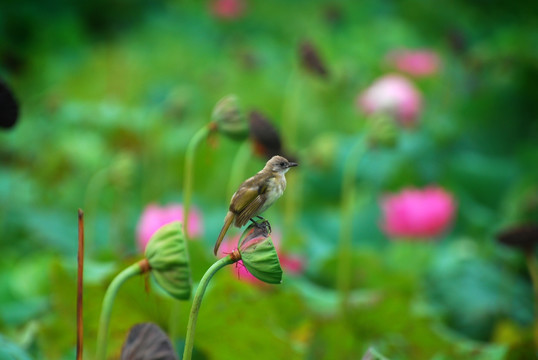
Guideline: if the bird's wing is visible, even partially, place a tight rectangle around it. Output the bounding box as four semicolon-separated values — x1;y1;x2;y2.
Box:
231;175;270;227
235;192;267;226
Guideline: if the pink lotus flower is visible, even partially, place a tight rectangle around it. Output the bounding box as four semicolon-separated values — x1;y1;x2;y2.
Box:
357;74;422;127
136;203;203;252
219;232;304;285
380;186;456;239
210;0;245;19
386;49;441;77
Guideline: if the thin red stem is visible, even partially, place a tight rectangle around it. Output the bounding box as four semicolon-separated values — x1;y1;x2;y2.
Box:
77;209;84;360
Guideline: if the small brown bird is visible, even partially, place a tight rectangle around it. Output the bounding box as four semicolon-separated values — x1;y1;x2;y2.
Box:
214;155;298;255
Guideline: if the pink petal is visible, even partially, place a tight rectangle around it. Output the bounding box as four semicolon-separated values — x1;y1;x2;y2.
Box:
380;186;456;240
136;203;204;252
210;0;245;19
357;74;422;127
387;49;441;77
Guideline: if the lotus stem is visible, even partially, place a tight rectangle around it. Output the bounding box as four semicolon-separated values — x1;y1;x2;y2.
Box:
96;262;143;359
183;125;210;239
337;135;368;311
183;255;235;360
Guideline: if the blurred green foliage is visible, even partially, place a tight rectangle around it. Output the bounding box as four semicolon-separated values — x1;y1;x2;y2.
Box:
1;0;537;359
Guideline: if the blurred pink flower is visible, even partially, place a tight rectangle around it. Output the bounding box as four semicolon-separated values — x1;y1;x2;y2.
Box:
357;74;422;127
386;49;441;77
210;0;245;19
136;203;203;252
380;186;456;239
279;253;303;275
219;232;304;285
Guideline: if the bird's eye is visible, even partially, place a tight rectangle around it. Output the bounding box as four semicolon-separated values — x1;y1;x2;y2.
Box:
280;162;286;167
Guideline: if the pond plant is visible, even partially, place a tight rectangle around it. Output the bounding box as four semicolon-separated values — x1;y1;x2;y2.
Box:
96;222;191;359
182;95;248;239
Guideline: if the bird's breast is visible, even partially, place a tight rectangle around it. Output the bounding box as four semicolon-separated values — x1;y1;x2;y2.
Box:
261;175;286;212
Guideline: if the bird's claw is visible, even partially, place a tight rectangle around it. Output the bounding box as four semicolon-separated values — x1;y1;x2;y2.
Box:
250;218;271;237
259;220;271;236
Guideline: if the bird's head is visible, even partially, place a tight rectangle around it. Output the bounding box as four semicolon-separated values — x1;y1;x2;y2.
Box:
265;155;298;174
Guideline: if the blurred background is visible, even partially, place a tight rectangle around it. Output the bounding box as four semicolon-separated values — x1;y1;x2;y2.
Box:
1;0;537;359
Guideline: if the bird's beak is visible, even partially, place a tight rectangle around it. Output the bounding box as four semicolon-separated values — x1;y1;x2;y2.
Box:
288;162;298;168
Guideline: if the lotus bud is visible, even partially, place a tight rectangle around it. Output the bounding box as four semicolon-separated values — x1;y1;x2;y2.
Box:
299;41;329;78
249;110;282;159
496;224;538;252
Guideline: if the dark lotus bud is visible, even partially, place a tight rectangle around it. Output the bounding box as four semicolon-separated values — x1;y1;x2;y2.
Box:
496;224;538;252
0;79;19;129
121;323;177;360
299;41;329;78
249;110;283;159
211;95;249;140
248;110;298;162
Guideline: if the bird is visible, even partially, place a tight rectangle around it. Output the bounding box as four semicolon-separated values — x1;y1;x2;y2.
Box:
213;155;298;255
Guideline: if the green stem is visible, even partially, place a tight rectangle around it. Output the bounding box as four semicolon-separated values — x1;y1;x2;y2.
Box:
284;170;301;235
281;68;301;236
183;256;235;360
227;140;251;200
281;68;300;155
183;125;210;239
337;135;368;311
96;262;142;360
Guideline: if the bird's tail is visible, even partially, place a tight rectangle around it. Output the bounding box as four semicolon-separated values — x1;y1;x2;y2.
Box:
214;211;234;256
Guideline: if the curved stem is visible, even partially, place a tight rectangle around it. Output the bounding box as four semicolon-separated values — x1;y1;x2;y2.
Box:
96;262;142;360
337;135;368;312
183;256;235;360
183;125;210;239
227;140;251;200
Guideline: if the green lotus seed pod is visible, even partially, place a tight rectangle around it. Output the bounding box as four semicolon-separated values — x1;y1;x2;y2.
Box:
238;224;283;284
211;94;249;140
145;221;192;300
